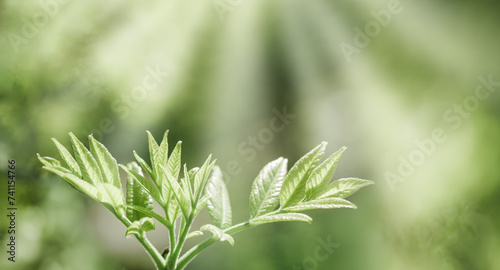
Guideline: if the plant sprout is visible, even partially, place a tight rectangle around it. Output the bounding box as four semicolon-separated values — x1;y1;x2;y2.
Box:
37;131;373;270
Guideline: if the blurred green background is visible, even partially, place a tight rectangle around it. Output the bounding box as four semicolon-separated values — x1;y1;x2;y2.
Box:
1;0;500;269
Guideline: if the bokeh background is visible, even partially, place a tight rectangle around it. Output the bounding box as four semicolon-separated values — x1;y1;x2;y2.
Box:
1;0;500;269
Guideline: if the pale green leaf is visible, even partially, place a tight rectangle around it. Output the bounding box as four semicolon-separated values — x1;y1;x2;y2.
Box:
89;135;121;189
206;166;232;229
283;197;357;212
51;138;82;178
120;164;164;206
42;166;100;201
125;222;141;237
280;142;327;208
160;166;192;219
146;131;161;184
200;224;234;246
97;183;125;216
306;147;346;200
193;155;214;203
139;217;156;232
315;178;374;199
250;213;313;225
37;154;63;168
69;132;102;185
126;162;154;222
186;230;203;240
158;130;169;169
133;150;154;179
194;194;210;217
250;157;288;218
167;141;182;180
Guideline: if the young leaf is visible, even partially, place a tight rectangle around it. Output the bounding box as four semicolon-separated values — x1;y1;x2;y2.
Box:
51;138;82;178
160;166;192;220
97;183;125;216
200;224;234;246
69;132;102;185
89;135;121;189
167;141;182;180
206;166;232;229
158;130;169;169
283;197;357;212
193;155;214;203
42;165;100;201
314;178;374;199
194;194;210;217
37;154;63;168
133;150;154;179
305;147;346;200
147;131;162;185
126;162;154;222
250;157;288;218
120;164;164;206
279;142;327;209
250;213;313;225
186;231;203;240
125;217;156;237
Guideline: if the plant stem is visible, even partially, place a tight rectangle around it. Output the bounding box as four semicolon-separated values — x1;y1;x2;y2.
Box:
176;221;253;270
166;216;193;269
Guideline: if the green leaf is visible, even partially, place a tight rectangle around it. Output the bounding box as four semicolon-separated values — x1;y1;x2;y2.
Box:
37;154;63;168
160;166;192;220
186;230;203;240
280;142;327;208
139;217;156;232
69;132;102;185
133;150;154;179
167;141;182;180
125;222;141;237
305;147;346;200
97;183;125;216
250;157;288;218
315;178;374;199
120;164;164;206
283;197;357;212
147;131;161;185
194;194;210;217
42;165;100;201
206;166;232;229
200;224;234;246
181;164;193;202
51;138;82;178
126;162;154;222
250;213;313;225
125;217;155;237
89;135;121;189
193;155;214;203
158;130;169;169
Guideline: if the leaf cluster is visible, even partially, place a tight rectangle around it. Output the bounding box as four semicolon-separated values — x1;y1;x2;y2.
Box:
38;131;373;270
